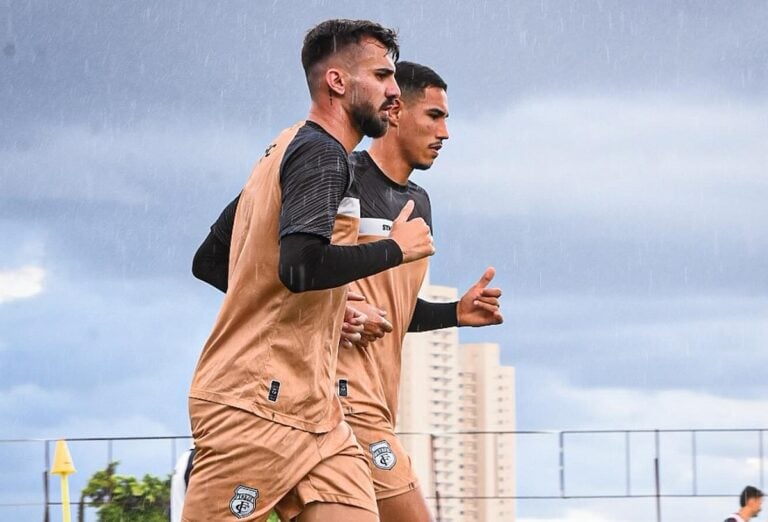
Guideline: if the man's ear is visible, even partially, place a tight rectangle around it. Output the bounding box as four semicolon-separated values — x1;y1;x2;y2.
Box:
325;67;346;96
387;98;403;127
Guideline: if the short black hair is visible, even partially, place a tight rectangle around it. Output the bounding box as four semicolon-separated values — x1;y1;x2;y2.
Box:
741;486;764;507
394;61;448;102
301;19;399;79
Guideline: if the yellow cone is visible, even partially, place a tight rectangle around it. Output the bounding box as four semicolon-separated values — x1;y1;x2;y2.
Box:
51;439;75;522
51;439;76;475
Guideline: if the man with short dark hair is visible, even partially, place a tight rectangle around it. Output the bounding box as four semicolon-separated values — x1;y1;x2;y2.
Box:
183;19;435;522
192;61;503;522
337;60;503;522
724;485;764;521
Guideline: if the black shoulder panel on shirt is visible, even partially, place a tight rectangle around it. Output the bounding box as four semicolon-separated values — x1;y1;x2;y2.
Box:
350;151;433;232
278;122;351;240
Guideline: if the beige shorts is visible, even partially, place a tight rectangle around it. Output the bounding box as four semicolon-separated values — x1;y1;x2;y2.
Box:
346;412;420;500
182;398;377;522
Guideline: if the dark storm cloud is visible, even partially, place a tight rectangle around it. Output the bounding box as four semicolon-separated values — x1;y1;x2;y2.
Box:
0;1;308;128
0;275;218;435
0;118;267;278
430;213;768;299
1;0;766;132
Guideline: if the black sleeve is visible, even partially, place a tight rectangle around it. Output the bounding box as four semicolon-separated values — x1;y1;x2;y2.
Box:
408;298;459;332
211;196;240;247
191;196;240;293
279;135;350;240
191;230;230;293
279;233;403;293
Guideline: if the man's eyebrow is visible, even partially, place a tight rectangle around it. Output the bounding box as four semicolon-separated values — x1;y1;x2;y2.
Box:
374;66;395;75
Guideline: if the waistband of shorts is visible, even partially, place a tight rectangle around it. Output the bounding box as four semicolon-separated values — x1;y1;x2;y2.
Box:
189;390;342;433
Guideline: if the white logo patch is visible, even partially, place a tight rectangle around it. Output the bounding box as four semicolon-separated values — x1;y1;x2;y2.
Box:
229;485;259;519
369;440;397;470
358;217;393;237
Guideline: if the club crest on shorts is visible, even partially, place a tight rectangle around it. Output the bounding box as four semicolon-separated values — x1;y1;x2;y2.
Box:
229;485;259;519
370;440;397;470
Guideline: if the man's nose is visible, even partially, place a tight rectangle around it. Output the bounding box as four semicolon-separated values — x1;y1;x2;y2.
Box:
387;78;401;99
438;121;449;140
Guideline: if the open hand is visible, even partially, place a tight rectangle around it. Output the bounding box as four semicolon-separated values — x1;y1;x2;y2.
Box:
457;267;503;327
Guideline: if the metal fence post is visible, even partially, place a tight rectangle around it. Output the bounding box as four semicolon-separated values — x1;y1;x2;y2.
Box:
171;438;177;473
654;430;661;522
430;434;441;522
691;431;697;496
760;430;765;490
43;439;50;522
625;431;631;497
559;431;565;498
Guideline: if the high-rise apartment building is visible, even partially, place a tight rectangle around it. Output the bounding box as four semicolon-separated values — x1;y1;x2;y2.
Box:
397;281;516;522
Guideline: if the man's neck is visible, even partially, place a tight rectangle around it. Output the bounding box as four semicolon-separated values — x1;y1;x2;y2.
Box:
306;105;363;154
368;139;412;186
737;508;752;520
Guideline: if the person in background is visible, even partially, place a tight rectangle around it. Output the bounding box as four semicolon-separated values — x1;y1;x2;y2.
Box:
724;485;763;522
170;447;194;522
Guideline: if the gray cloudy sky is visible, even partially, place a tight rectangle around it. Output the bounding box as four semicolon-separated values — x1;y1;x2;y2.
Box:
1;1;767;520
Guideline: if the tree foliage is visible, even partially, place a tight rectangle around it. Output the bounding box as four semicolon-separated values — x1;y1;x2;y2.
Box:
78;460;280;521
79;461;170;522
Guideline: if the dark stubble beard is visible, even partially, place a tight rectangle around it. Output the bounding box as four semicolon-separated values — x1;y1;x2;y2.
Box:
351;100;389;138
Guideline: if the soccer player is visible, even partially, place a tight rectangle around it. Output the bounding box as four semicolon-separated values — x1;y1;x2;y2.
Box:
336;62;503;522
193;62;503;522
183;20;435;522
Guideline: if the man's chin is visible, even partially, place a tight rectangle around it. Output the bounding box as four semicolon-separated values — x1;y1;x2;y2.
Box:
363;121;389;139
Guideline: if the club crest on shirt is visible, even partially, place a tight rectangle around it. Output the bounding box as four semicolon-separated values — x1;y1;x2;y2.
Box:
229;485;259;519
370;440;397;470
